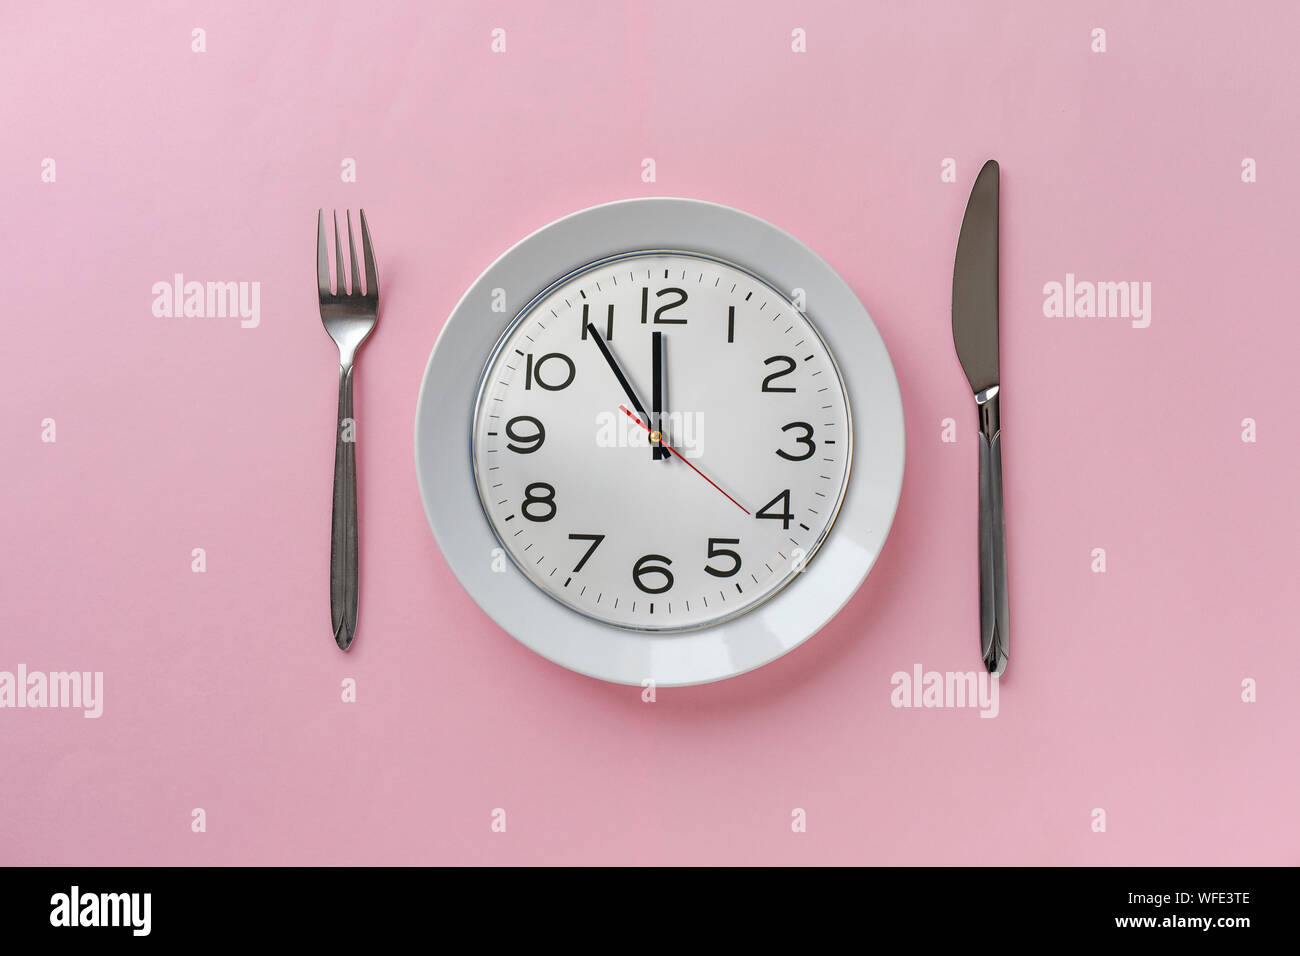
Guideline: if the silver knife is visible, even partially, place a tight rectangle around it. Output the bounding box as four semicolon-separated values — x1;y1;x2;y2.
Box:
952;159;1009;677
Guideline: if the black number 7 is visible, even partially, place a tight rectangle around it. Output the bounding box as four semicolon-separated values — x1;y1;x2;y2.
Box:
568;533;606;572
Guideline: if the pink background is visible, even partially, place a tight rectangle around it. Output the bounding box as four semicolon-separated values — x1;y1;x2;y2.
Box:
3;0;1298;865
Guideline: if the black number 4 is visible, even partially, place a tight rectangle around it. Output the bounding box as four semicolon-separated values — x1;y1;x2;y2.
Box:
755;490;793;529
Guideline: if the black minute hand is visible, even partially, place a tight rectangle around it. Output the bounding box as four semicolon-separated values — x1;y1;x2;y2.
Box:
586;322;653;434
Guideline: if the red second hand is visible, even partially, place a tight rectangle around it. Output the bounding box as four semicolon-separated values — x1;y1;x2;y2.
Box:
619;405;750;515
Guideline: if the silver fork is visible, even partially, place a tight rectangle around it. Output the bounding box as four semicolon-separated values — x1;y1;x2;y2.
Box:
317;209;379;651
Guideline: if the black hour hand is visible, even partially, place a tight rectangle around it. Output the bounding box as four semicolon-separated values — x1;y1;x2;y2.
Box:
651;330;667;460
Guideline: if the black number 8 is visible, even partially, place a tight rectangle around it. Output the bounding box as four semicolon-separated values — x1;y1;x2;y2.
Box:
521;482;557;522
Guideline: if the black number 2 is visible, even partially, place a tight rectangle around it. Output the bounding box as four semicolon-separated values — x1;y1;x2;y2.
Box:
761;356;796;392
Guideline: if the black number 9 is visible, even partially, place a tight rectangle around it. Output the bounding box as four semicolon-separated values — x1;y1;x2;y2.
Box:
505;416;545;454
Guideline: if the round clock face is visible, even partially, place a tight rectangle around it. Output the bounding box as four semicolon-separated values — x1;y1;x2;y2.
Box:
471;250;852;631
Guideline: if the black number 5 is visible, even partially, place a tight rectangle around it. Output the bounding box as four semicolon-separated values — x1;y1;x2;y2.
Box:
705;538;741;578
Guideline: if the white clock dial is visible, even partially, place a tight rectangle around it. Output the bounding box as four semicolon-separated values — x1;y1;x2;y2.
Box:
471;250;852;631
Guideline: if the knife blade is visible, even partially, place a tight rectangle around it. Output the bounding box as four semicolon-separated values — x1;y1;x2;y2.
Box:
952;159;1009;677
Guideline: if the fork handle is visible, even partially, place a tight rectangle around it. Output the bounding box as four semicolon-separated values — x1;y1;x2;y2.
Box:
330;363;359;650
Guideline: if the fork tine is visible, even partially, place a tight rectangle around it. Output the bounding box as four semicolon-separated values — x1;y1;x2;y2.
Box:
316;210;330;297
360;209;379;301
333;210;346;295
346;211;361;297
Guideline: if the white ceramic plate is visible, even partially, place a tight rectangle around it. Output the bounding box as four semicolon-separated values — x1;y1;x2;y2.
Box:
415;198;904;686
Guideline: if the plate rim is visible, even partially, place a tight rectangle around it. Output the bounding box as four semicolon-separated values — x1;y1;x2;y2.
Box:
415;196;905;686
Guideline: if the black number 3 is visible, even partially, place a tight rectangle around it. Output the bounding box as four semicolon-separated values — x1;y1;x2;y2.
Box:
775;422;815;461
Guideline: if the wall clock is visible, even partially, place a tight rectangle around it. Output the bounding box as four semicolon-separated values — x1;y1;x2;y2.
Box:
416;198;904;686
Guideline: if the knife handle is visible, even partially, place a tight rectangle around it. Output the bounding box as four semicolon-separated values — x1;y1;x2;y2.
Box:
976;386;1009;676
